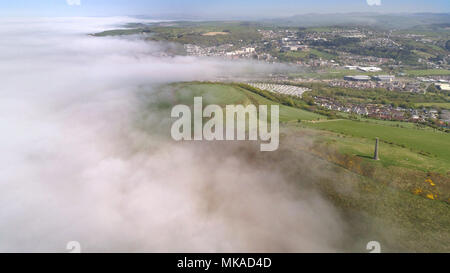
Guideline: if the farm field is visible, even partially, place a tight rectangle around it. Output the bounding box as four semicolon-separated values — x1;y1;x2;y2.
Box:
290;68;384;80
414;102;450;109
355;117;437;130
405;69;450;77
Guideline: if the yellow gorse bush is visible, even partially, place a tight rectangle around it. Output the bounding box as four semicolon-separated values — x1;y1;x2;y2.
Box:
425;178;436;186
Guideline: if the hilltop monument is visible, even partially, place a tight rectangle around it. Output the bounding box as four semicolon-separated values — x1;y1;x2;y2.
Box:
374;137;380;160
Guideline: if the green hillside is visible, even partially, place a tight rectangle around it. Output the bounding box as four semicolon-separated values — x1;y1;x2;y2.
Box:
305;119;450;168
145;81;449;251
168;82;325;122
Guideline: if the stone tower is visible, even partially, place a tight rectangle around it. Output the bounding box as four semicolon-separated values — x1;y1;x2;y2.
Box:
374;137;380;161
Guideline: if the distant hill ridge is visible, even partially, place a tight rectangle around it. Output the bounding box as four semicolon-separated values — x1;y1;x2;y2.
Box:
263;13;450;29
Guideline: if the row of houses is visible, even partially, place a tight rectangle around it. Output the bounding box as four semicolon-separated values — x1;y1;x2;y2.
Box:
314;96;441;122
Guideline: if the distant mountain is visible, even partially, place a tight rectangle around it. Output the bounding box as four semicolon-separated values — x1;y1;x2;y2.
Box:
264;13;450;29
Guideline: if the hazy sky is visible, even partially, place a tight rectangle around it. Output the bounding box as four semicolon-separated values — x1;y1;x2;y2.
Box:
1;0;449;18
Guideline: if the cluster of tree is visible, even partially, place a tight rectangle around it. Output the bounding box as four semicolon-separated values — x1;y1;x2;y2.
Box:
427;84;439;93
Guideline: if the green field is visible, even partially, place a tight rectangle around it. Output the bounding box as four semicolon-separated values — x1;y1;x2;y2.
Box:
415;102;450;109
405;69;450;77
304;119;450;172
290;68;383;80
356;117;436;130
168;82;324;122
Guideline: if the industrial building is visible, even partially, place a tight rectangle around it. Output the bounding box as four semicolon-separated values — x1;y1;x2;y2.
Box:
373;75;395;82
437;83;450;91
344;75;371;82
357;66;382;72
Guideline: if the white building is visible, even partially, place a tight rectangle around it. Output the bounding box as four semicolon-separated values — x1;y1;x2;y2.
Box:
358;66;382;72
344;66;359;70
437;83;450;91
374;75;395;82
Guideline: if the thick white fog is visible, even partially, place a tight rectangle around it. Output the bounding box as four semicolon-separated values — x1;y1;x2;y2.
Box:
0;17;345;252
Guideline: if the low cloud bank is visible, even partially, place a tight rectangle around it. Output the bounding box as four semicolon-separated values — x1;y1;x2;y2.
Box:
0;17;345;252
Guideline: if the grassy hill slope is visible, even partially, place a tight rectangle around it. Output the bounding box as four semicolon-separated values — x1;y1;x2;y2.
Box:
143;81;450;251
